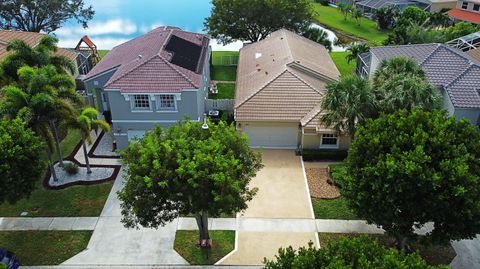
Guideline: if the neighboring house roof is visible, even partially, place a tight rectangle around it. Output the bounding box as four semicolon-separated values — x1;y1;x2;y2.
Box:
448;9;480;24
84;26;210;93
466;47;480;61
0;30;78;62
235;29;340;124
369;43;480;108
356;0;430;11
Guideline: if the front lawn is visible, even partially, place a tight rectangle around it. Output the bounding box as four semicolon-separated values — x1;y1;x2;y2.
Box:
311;4;388;43
330;52;355;76
0;129;114;217
210;83;236;99
0;231;92;265
174;230;235;265
312;197;358;219
319;233;456;266
211;66;237;81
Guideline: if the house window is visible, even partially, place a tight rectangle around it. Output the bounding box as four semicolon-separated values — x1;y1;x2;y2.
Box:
462;1;468;9
156;95;176;111
474;4;480;11
132;94;151;110
320;134;339;148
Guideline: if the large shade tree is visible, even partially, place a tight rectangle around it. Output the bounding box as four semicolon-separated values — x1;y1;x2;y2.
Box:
320;75;375;138
118;120;262;246
0;0;94;33
0;35;76;84
204;0;313;44
344;110;480;250
0;117;46;204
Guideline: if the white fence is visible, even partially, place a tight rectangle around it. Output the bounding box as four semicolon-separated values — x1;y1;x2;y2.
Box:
217;55;239;66
206;99;235;112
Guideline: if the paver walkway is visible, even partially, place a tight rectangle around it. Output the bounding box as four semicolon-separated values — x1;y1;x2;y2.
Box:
221;150;317;265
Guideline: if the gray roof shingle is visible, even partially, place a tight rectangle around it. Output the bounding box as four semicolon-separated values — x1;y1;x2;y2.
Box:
370;44;480;108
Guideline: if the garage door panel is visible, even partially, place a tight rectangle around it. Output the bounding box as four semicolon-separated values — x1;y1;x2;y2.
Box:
243;124;298;148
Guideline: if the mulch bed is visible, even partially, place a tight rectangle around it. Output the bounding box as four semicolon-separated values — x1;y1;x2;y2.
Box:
306;168;340;199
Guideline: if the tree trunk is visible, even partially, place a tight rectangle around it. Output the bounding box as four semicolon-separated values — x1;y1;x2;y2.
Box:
82;140;92;174
396;235;408;252
46;147;58;182
195;211;211;248
50;120;64;167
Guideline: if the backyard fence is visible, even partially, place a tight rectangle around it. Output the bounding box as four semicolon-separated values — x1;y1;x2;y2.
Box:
206;99;235;112
216;55;239;66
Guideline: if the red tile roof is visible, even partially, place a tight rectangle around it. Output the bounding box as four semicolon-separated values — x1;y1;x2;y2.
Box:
84;26;210;93
448;9;480;24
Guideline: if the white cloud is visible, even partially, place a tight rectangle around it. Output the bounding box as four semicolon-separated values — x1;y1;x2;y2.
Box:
210;39;243;51
55;19;138;37
57;37;131;50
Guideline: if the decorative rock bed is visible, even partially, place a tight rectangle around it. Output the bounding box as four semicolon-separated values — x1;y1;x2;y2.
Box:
305;168;341;199
88;131;120;158
47;161;115;188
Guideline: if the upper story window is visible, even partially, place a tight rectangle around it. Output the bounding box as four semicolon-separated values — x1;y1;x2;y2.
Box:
132;94;151;111
156;95;176;111
474;3;480;11
320;133;339;148
462;1;469;9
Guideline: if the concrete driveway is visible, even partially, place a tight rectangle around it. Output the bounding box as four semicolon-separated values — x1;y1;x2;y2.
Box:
221;150;317;265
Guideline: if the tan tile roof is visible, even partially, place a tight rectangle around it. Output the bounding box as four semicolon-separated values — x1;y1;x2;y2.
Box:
466;48;480;62
235;29;340;122
0;30;78;62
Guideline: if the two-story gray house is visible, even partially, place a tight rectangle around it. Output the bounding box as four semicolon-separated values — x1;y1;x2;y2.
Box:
357;43;480;125
83;26;211;149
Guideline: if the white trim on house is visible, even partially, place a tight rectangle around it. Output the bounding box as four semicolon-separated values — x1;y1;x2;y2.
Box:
319;133;340;149
111;119;199;123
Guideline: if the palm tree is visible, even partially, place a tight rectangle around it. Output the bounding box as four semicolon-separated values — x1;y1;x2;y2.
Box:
68;107;110;173
373;6;398;30
301;27;332;51
345;43;370;63
372;57;426;88
321;75;376;138
0;35;76;83
352;8;364;26
338;3;353;21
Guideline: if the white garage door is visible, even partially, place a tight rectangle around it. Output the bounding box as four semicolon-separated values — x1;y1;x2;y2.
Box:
242;124;298;149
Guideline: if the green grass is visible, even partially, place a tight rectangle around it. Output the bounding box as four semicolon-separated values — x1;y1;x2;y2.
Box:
311;4;388;43
210;83;235;99
0;129;114;217
97;50;110;59
211;51;239;66
174;230;235;265
312;197;358;219
330;52;355;76
211;66;237;81
319;233;456;266
0;231;92;265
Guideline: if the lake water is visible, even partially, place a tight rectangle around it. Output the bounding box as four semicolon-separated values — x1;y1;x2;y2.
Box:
54;0;350;51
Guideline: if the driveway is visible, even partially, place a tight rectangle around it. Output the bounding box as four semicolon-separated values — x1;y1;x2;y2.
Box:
221;150;317;265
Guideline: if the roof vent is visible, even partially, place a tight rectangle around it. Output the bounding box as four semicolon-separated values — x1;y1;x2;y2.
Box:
138;54;143;59
255;53;262;59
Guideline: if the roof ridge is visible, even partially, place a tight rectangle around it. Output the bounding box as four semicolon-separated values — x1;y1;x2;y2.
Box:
445;62;477;89
159;54;198;88
282;30;294;63
104;54;160;88
372;43;441;51
235;69;288;109
301;103;322;127
287;68;326;95
419;43;442;66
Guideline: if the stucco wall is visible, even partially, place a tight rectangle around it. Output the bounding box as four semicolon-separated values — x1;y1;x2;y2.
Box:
454;108;480;124
302;133;352;150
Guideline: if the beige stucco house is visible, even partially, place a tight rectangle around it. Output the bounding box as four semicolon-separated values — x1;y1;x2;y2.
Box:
234;29;350;150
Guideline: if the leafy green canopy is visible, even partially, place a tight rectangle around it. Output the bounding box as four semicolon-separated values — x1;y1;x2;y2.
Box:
118;120;262;228
204;0;313;44
264;236;448;268
345;110;480;244
0;117;46;204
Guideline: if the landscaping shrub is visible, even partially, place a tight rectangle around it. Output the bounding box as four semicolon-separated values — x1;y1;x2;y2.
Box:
63;163;79;175
302;149;348;161
329;163;347;188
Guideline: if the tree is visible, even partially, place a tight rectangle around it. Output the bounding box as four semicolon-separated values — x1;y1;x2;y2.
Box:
67;107;109;174
204;0;313;44
0;65;79;180
264;236;448;268
301;27;332;51
0;0;94;33
345;43;370;63
0;117;46;204
427;10;451;29
344;109;480;250
338;3;353;21
372;57;441;114
118;120;262;246
321;75;375;138
352;8;364;26
399;6;429;26
442;22;480;41
0;35;76;83
373;6;398;30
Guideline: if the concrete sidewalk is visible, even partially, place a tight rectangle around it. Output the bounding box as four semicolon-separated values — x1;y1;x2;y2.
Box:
0;217;98;231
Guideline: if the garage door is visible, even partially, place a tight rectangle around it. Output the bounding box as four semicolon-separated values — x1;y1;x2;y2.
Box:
242;124;298;148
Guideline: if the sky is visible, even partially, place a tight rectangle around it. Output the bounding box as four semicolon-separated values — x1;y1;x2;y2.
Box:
53;0;243;51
